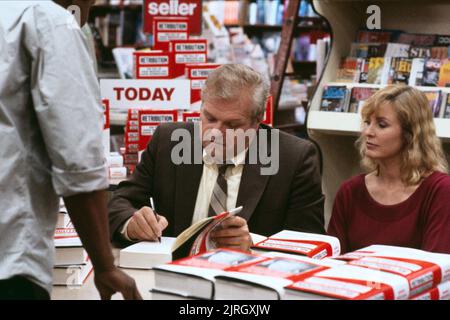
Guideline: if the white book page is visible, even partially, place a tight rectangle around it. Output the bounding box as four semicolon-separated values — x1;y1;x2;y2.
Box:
153;264;223;281
121;237;176;254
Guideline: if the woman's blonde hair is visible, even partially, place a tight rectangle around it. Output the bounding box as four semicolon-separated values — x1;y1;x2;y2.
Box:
356;84;448;185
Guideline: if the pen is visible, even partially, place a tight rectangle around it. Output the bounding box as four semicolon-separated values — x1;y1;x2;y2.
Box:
150;197;161;243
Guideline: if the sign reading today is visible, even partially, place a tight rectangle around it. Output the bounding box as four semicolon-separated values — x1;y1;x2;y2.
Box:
100;79;191;110
143;0;202;35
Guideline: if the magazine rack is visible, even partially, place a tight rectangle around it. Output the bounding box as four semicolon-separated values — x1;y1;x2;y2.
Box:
308;0;450;225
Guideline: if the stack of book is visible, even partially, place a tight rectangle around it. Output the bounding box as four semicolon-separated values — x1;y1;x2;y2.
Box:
119;207;245;274
151;248;268;300
251;230;341;259
123;108;191;167
332;245;450;300
119;237;176;269
107;151;127;180
145;230;449;300
53;207;92;287
55;198;71;229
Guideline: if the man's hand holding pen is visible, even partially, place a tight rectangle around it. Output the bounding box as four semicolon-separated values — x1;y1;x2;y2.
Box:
125;201;252;252
150;197;161;242
126;206;168;242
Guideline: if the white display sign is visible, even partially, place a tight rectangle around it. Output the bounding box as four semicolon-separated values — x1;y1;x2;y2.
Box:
100;79;190;110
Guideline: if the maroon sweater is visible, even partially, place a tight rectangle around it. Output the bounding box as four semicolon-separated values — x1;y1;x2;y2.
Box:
327;171;450;254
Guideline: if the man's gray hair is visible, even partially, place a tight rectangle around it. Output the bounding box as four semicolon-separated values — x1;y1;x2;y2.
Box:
202;64;270;122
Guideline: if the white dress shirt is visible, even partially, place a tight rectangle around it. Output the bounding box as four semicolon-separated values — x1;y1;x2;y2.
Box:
191;149;246;224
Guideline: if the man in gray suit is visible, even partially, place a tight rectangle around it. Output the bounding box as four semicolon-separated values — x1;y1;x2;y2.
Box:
109;64;325;252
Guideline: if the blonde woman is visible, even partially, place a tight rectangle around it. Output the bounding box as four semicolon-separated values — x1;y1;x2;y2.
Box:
327;85;450;254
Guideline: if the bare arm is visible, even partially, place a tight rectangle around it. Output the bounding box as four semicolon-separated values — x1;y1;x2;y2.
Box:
64;190;142;300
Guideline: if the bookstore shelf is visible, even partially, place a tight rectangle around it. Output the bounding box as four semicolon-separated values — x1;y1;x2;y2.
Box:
225;22;328;34
310;82;450;139
90;4;142;15
291;61;317;78
317;82;450;91
91;5;141;9
91;4;142;9
308;0;450;225
308;111;450;141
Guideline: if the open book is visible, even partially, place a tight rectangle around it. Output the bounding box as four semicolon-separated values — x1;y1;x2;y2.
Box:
172;206;243;260
119;206;243;269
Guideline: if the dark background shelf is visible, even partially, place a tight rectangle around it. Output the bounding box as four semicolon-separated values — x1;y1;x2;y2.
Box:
225;20;328;36
90;4;142;15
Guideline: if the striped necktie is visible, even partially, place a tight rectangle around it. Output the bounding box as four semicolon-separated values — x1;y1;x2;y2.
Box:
208;164;233;217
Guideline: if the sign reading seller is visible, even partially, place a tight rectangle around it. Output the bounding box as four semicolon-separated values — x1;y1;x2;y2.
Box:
144;0;203;35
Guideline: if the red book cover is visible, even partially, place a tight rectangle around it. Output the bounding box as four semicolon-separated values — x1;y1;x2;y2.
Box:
336;245;450;297
252;230;341;259
133;51;172;79
152;17;189;51
357;30;392;43
138;109;178;151
126;120;139;133
102;99;110;130
410;281;450;300
54;224;77;240
225;255;329;280
185;63;221;106
170;39;208;78
128;108;140;121
262;95;273;126
182;111;200;122
170;248;267;270
286;264;410;300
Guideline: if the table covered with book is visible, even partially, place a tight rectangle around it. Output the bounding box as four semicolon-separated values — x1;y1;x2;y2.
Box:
51;248;156;300
51;225;450;300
